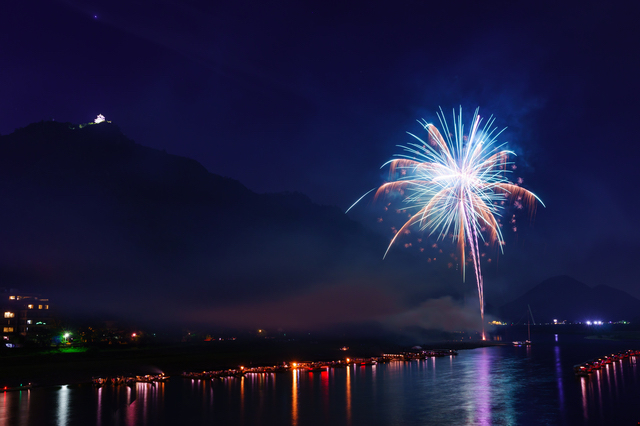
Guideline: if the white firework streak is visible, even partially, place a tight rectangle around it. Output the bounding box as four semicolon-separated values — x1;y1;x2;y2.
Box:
357;107;544;338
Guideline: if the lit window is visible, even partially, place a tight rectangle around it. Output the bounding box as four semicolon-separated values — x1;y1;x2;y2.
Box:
27;320;32;325
3;327;13;333
45;305;49;309
4;312;14;318
38;305;42;309
9;296;15;300
27;304;34;309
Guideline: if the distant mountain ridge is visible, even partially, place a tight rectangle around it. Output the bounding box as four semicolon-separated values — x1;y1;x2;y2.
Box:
499;275;640;323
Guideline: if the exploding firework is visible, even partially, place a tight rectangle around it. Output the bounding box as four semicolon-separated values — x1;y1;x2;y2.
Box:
348;107;544;339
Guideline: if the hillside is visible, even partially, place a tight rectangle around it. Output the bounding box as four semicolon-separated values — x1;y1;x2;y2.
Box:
0;120;443;331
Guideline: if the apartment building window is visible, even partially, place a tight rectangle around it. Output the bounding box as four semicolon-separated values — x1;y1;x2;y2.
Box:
4;312;14;318
27;304;34;309
3;327;13;333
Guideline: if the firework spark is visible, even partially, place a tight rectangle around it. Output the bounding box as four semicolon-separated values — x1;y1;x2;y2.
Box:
348;107;544;339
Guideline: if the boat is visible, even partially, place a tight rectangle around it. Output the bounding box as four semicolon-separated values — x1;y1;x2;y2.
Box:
306;363;328;373
2;383;33;392
572;350;640;376
573;364;591;376
513;305;534;346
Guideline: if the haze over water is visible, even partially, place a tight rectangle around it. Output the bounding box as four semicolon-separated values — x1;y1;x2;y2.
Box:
2;334;638;425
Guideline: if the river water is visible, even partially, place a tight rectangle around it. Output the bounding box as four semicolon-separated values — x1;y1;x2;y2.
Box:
1;334;639;425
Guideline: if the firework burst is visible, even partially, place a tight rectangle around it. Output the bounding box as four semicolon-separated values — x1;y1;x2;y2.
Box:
348;107;544;339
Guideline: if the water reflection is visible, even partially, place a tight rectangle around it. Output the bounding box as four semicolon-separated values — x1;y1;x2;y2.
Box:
291;369;299;426
320;370;329;413
578;353;640;424
96;387;102;426
239;376;245;424
92;381;166;425
554;345;565;409
474;350;491;425
345;365;351;425
0;390;30;426
580;376;588;419
57;385;69;426
4;343;640;425
459;348;519;425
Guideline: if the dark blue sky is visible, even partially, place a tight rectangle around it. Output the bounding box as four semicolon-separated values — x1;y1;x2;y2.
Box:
1;0;639;323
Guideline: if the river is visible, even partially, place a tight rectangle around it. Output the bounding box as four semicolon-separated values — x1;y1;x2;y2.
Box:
1;334;639;425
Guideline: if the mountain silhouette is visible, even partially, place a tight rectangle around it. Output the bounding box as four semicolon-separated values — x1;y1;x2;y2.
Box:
499;275;640;323
0;120;457;330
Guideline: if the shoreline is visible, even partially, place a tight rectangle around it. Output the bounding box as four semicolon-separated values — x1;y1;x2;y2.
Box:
1;340;503;388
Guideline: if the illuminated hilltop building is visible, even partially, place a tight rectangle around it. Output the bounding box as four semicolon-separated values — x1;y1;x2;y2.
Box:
78;114;110;128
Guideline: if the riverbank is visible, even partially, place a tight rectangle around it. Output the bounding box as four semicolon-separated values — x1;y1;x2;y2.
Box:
0;339;502;388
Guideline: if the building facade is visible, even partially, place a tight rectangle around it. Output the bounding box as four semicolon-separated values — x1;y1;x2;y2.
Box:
1;289;52;346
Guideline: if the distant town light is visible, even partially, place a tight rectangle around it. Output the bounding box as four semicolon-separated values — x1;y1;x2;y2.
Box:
94;114;106;124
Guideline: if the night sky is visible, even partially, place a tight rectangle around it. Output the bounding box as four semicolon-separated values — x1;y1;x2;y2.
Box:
1;1;639;331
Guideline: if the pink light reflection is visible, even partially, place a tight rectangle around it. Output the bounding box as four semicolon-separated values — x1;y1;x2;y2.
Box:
474;349;491;425
580;377;588;420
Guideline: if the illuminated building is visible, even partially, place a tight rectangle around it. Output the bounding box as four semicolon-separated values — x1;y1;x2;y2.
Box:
0;288;52;345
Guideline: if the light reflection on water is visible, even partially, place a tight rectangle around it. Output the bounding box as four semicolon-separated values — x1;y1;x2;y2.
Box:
578;353;640;425
2;339;640;425
345;365;351;425
459;348;519;425
292;369;298;426
56;385;68;426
